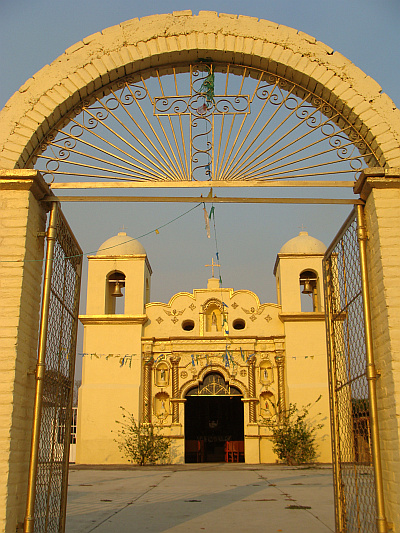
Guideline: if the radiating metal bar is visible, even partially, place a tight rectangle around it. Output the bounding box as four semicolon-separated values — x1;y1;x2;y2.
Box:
225;90;316;180
126;84;182;179
142;75;186;180
239;139;365;180
44;195;361;204
157;71;187;179
40;131;175;180
239;111;343;172
24;203;58;533
38;149;170;181
50;180;355;189
172;67;189;180
110;87;177;179
64;115;170;180
249;71;264;104
241;153;371;182
356;204;388;533
245;168;360;180
229;111;344;179
90;99;172;178
215;72;269;179
221;81;281;180
38;159;167;181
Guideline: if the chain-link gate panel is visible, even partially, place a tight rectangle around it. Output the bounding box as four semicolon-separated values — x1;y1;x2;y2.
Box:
323;209;381;533
24;203;82;533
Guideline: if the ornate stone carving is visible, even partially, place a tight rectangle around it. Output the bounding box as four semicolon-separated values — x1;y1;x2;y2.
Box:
143;356;153;423
275;352;286;423
170;356;181;423
247;355;257;423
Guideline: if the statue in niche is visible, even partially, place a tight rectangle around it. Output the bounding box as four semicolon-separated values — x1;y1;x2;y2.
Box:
204;302;223;333
260;359;273;385
155;363;169;386
260;391;277;421
155;393;169;418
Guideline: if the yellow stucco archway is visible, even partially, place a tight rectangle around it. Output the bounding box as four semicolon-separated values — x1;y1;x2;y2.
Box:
1;12;400;532
1;10;400;171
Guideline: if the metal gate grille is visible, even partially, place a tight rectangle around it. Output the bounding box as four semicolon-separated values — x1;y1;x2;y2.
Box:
25;203;82;533
323;208;380;533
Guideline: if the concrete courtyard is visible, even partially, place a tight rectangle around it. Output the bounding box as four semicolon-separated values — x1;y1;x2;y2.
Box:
66;464;335;532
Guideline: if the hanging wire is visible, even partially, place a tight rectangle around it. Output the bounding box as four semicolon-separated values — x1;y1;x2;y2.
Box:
0;202;203;263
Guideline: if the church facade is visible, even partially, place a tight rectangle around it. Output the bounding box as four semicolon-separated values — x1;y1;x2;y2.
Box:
76;231;331;464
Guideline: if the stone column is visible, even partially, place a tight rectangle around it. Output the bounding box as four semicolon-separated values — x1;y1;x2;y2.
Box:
0;171;51;533
275;352;286;422
247;356;257;423
142;355;153;423
170;356;181;423
355;169;400;532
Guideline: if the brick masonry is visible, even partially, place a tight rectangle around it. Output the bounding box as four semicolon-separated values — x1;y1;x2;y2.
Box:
0;171;49;532
1;12;400;170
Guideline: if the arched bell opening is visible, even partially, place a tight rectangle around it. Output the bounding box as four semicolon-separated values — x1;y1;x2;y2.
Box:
184;372;244;463
105;271;126;314
299;269;319;312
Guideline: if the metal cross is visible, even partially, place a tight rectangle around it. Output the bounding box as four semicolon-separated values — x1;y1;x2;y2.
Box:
205;257;220;278
154;64;250;181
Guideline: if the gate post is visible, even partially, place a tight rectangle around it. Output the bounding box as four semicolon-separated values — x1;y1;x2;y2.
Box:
356;204;387;533
355;170;400;532
0;171;52;533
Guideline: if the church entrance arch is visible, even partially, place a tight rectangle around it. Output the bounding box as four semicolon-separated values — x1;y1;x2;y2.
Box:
184;372;244;463
1;10;399;533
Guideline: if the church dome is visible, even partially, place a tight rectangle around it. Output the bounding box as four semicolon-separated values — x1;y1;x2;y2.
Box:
279;231;327;254
96;231;146;256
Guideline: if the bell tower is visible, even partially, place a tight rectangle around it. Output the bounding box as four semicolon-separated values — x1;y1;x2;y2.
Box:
274;231;326;313
274;231;332;462
76;231;151;464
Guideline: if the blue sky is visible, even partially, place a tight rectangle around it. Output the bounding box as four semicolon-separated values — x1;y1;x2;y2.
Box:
1;0;399;309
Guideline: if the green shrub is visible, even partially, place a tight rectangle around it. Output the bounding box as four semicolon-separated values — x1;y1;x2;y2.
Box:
115;408;170;465
271;398;323;465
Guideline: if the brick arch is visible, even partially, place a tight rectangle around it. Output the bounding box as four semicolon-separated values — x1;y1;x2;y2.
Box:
1;10;400;170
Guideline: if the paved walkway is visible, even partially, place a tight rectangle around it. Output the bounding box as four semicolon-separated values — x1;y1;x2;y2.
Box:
66;464;335;533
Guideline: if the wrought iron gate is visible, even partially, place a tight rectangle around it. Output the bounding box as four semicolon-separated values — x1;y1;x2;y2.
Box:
323;206;387;533
24;203;82;533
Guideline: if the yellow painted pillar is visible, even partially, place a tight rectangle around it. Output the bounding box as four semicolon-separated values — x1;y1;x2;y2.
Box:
0;171;52;533
355;169;400;532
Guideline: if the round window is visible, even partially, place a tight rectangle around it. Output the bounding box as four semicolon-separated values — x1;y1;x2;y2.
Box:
232;318;246;330
182;320;195;331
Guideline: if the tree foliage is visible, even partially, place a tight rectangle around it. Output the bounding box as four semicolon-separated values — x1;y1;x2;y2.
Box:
271;398;323;465
115;408;170;465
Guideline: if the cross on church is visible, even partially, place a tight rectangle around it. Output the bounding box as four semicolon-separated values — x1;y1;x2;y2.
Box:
154;64;250;180
205;258;220;278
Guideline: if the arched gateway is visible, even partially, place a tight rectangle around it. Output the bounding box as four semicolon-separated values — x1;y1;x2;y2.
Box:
1;11;400;533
